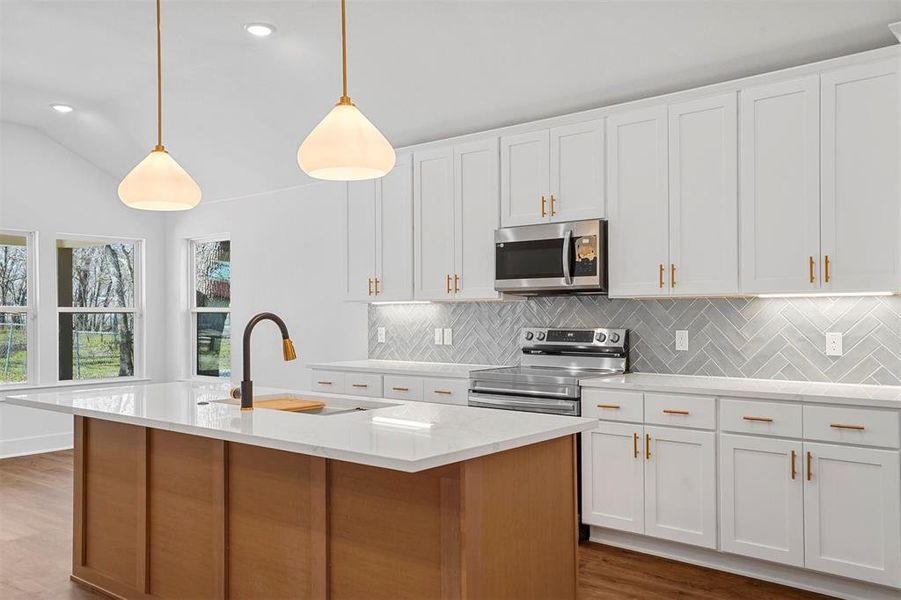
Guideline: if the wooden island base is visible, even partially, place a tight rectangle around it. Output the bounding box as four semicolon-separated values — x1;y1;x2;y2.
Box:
71;416;577;599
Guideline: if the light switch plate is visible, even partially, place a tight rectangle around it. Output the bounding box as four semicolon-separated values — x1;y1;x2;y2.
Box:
377;327;386;344
826;332;843;356
675;330;689;352
443;328;453;346
434;328;444;345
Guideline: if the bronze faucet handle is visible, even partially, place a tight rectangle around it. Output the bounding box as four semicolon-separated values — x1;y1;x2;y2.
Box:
229;386;242;400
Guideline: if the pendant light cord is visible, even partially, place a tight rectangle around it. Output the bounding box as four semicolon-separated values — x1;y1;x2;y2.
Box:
155;0;164;150
340;0;349;103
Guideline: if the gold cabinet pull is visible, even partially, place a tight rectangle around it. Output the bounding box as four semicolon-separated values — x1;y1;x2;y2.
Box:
351;383;368;389
368;277;374;296
806;451;812;481
808;256;815;284
791;450;797;480
670;264;676;288
596;403;620;409
391;386;409;392
742;416;774;423
824;255;831;283
550;194;557;216
445;274;452;294
433;389;453;395
830;423;865;431
540;195;547;217
645;433;651;460
633;432;639;459
454;273;460;293
662;409;689;415
659;264;665;288
317;381;333;385
374;277;380;295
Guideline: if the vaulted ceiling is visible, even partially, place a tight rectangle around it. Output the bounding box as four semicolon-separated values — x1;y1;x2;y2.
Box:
2;0;900;202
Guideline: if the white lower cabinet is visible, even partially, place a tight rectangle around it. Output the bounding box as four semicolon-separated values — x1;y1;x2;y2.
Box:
803;442;901;587
582;422;645;533
720;434;804;567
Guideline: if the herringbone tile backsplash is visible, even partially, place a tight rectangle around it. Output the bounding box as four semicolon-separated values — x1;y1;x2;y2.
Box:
369;296;901;385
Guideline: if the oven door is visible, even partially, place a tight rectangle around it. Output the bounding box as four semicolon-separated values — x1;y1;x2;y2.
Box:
494;219;606;294
468;392;580;416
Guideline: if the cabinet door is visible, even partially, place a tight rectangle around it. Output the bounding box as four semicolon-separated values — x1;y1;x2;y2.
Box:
644;426;716;548
344;181;377;301
582;421;644;533
821;59;900;293
549;120;605;222
720;434;803;567
376;154;413;301
414;148;456;300
668;93;738;296
500;129;550;226
803;442;901;587
454;138;500;300
606;106;669;296
740;77;821;294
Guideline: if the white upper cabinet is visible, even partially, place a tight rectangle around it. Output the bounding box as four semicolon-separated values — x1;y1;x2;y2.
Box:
454;138;501;300
740;77;821;294
820;59;900;293
607;106;670;297
414;147;456;301
376;154;413;301
500;130;550;226
501;121;605;227
343;180;378;302
668;93;738;296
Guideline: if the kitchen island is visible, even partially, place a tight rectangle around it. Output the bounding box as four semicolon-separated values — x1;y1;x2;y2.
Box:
5;382;594;600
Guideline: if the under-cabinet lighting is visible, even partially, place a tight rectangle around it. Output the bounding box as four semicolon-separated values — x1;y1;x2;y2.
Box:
50;104;74;113
757;292;894;299
371;301;432;306
371;416;434;430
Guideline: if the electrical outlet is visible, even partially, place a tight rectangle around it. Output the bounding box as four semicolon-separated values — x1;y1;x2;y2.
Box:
825;332;843;357
443;328;453;345
434;328;444;345
377;327;386;344
675;330;689;352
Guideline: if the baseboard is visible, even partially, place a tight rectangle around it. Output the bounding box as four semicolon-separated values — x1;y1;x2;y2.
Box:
0;432;73;459
590;527;900;600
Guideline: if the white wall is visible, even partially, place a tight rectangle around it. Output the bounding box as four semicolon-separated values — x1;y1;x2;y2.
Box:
164;181;367;390
0;121;169;457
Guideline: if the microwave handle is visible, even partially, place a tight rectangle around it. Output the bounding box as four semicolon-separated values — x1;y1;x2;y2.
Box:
562;228;573;285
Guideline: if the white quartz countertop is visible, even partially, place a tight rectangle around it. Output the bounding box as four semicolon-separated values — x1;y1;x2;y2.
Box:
309;359;499;379
4;382;594;472
580;373;901;409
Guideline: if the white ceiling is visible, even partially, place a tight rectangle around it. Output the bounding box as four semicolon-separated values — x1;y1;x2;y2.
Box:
2;0;900;202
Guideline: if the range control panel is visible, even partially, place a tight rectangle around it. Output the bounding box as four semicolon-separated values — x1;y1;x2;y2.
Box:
521;327;628;349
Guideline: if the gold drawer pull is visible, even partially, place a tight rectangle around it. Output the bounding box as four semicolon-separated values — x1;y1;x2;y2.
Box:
658;264;664;288
791;450;797;480
645;433;651;460
433;389;453;395
662;409;689;415
374;277;381;295
808;256;815;284
743;416;774;423
550;193;557;216
540;195;547;217
317;381;333;385
670;263;676;288
830;423;865;431
454;273;460;293
445;274;452;294
824;255;831;283
391;386;410;392
807;451;812;481
352;383;369;389
368;278;374;296
597;403;620;409
633;432;639;459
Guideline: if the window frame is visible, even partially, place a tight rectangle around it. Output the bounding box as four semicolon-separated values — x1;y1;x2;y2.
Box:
0;229;37;389
189;234;231;380
54;233;145;384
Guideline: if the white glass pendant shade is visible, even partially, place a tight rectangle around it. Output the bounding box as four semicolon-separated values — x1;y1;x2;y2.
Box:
298;100;396;181
118;148;201;211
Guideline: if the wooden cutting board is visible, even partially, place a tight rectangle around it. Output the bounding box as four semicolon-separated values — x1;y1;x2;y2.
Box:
255;398;325;412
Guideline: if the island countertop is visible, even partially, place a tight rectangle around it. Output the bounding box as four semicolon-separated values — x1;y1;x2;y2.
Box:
4;381;594;472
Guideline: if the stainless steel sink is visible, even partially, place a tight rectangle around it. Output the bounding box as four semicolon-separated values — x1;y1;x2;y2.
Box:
211;393;397;416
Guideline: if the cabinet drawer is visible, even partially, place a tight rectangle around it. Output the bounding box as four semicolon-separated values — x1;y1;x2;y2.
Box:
581;389;643;423
383;376;423;402
311;370;345;393
644;393;715;430
345;373;383;397
422;378;469;406
720;398;802;438
803;405;900;448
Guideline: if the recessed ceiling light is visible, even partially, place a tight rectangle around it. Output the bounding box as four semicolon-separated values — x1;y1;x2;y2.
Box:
244;23;275;38
50;104;74;113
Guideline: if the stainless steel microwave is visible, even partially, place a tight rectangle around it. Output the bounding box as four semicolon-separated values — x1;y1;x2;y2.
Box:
494;219;608;295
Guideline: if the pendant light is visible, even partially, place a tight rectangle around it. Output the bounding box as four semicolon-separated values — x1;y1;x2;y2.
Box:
118;0;200;211
297;0;395;181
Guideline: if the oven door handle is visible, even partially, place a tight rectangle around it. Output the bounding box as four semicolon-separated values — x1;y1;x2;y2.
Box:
468;392;579;416
562;228;573;285
469;384;576;399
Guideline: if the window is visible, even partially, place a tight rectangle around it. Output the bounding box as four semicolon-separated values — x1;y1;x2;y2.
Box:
57;237;142;381
0;231;35;386
191;237;230;378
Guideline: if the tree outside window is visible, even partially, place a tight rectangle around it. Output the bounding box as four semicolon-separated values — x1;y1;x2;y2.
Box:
0;232;31;385
192;239;230;378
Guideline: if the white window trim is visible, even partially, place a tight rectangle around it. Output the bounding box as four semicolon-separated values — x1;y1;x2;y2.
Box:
54;233;145;383
189;234;231;381
0;229;37;389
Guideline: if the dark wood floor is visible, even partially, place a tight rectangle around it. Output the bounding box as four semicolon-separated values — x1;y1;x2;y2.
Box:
0;450;829;600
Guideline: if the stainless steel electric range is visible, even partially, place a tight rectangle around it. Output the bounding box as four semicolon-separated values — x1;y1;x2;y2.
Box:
468;327;629;416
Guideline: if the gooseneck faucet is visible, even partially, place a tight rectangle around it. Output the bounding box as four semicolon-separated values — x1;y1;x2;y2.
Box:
238;312;297;411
